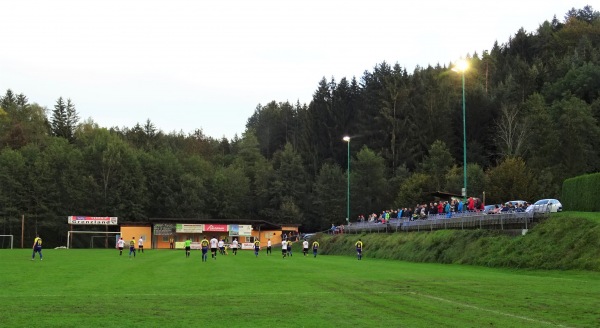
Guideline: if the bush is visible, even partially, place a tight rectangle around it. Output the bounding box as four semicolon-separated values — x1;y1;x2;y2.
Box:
562;173;600;212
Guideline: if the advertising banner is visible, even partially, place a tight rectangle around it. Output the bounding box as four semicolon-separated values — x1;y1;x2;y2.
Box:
238;225;252;236
204;224;228;232
154;223;175;235
176;224;203;233
68;216;118;225
241;243;255;250
229;224;239;236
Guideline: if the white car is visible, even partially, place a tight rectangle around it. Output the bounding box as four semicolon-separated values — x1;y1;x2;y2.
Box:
532;199;563;212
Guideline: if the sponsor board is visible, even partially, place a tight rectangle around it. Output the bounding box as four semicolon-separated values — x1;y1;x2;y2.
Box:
154;223;175;235
176;224;203;233
204;224;228;232
241;243;255;250
229;224;252;236
68;216;118;225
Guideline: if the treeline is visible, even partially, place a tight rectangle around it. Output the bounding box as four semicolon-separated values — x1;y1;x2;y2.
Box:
1;7;600;245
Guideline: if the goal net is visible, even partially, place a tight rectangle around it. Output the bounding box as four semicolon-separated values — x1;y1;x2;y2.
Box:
0;235;13;249
67;231;121;249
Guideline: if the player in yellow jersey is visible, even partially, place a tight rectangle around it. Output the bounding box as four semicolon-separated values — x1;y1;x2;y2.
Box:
253;239;260;257
312;240;319;258
31;234;43;261
287;240;293;257
200;236;210;262
129;237;136;258
355;239;363;260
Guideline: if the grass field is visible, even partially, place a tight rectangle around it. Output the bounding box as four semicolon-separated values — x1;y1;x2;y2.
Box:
1;247;599;328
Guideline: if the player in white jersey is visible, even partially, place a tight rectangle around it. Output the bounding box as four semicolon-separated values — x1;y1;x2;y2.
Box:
281;240;288;258
117;237;125;256
231;238;238;255
302;239;309;256
210;236;218;260
218;239;225;255
138;237;144;253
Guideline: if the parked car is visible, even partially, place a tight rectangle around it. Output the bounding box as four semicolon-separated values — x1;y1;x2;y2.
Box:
484;204;502;214
532;199;563;212
302;233;316;240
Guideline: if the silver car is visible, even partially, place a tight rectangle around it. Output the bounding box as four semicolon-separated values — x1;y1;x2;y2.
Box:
533;199;563;212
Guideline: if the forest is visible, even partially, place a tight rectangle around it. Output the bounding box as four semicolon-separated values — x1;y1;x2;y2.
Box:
1;6;599;244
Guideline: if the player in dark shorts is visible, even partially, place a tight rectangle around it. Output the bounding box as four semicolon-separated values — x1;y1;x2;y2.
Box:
210;236;218;260
266;239;272;255
201;236;209;262
302;239;309;256
281;240;287;258
129;237;136;258
254;240;260;257
184;238;191;258
287;240;293;257
312;241;319;258
355;239;363;260
32;234;43;260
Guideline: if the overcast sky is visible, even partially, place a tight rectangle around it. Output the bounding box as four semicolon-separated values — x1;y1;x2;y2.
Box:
0;0;592;139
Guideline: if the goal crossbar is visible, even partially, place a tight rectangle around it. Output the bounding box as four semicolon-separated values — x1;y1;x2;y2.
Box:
0;235;14;249
67;231;120;249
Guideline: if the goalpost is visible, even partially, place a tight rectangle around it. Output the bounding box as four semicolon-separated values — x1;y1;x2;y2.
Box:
67;231;121;249
0;235;14;249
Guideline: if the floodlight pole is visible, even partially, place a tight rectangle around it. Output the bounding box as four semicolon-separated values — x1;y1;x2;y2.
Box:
343;136;351;224
461;69;467;203
452;59;468;203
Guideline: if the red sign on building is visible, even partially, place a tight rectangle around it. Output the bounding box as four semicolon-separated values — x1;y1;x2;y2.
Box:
204;224;228;232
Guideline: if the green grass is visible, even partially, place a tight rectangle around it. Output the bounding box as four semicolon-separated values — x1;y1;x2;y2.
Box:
1;248;600;327
553;211;600;224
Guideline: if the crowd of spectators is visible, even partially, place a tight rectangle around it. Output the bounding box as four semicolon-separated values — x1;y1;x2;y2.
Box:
352;197;537;225
486;202;531;214
341;198;537;230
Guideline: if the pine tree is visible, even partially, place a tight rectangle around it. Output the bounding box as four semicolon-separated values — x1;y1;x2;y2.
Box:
51;97;79;142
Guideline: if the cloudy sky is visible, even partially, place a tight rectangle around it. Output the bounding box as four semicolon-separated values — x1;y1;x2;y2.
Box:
0;0;592;139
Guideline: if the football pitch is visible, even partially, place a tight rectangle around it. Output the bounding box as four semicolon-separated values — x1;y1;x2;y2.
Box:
1;248;599;327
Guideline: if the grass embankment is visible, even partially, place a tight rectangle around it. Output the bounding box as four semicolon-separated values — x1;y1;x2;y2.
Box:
318;212;600;271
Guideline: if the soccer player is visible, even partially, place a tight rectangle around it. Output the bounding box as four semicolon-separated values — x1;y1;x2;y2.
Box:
302;239;309;256
129;237;136;258
185;238;192;258
281;239;287;258
231;238;238;255
266;239;272;255
355;239;363;260
287;240;293;257
117;237;125;256
200;236;209;262
253;239;260;257
138;236;144;254
312;240;319;258
218;239;225;255
31;234;43;261
210;236;218;260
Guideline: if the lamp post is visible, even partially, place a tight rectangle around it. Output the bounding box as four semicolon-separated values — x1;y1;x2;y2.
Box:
343;136;351;224
452;59;468;202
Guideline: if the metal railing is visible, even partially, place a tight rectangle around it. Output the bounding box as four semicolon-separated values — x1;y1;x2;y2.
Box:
343;209;549;234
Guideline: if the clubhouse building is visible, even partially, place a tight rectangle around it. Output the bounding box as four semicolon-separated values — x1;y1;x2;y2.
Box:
119;218;299;249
